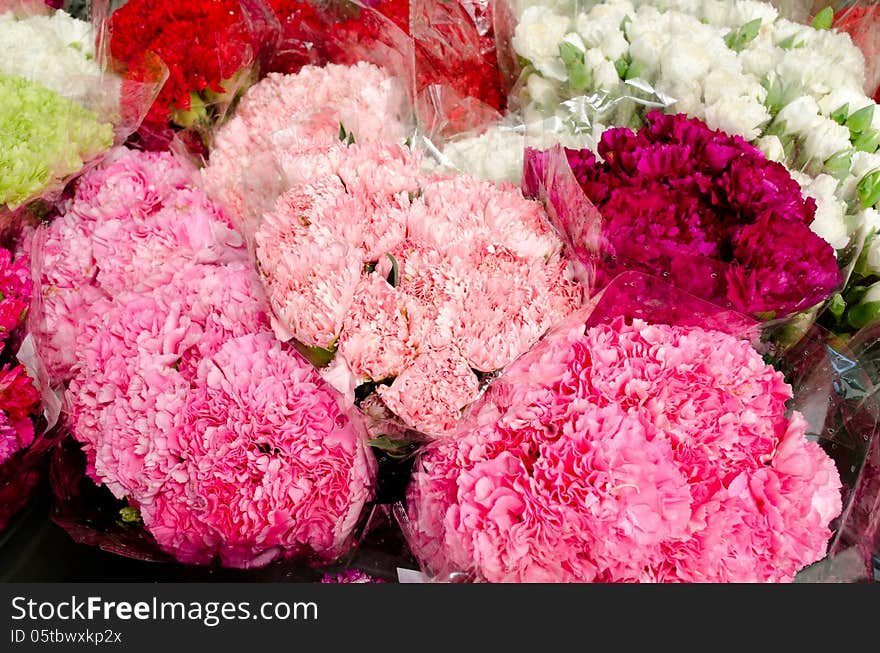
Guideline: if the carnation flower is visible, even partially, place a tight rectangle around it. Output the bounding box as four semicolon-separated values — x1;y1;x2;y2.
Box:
0;73;113;209
320;569;385;583
202;62;411;223
528;111;842;317
107;0;271;149
28;148;249;382
0;248;31;337
257;141;582;437
0;364;40;465
138;333;375;568
407;315;842;582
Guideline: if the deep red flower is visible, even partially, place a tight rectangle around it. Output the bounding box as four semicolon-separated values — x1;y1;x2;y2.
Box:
108;0;270;149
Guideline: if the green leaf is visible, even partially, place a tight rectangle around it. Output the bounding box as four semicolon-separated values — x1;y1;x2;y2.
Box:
614;57;629;79
847;104;875;135
831;103;850;125
559;41;592;91
385;253;399;288
824;150;853;179
777;34;804;50
847;301;880;330
620;15;632;32
854;129;880;153
762;76;785;114
0;291;4;300
367;436;415;459
339;123;347;141
828;293;846;320
765;118;788;137
811;6;834;30
119;506;142;524
292;340;337;368
18;306;27;322
858;169;880;208
725;18;762;52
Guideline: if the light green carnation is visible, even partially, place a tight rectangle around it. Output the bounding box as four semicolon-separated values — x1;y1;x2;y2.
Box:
0;73;114;209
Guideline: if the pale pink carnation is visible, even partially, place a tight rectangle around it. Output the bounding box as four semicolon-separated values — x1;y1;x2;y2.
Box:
336;272;421;383
64;146;194;225
202;63;411;223
138;333;376;568
68;262;271;499
407;318;842;582
377;346;481;437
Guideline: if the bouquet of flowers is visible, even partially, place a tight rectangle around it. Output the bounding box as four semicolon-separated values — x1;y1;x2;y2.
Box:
265;0;506;117
523;111;842;321
401;272;858;582
0;6;116;221
105;0;278;152
204;61;583;439
27;147;376;568
0;246;51;533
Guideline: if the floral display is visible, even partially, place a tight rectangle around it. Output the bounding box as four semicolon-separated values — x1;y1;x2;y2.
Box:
406;306;842;582
0;0;877;585
524;111;842;318
29;148;376;567
206;62;582;438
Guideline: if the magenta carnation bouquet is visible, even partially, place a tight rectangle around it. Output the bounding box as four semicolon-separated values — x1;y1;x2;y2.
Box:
401;272;854;583
27;147;376;568
524;111;843;321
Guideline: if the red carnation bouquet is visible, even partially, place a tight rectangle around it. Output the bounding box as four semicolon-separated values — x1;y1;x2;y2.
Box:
265;0;508;136
105;0;278;153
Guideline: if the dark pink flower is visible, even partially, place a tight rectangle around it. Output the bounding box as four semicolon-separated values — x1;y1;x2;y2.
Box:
527;112;842;317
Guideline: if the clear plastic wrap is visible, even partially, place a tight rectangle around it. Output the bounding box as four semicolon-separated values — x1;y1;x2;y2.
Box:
397;270;879;582
98;0;279;154
0;246;60;535
24;146;379;569
0;1;163;235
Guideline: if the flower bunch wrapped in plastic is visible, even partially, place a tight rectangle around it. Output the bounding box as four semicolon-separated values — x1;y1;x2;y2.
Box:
265;0;506;113
443;3;878;284
28;147;376;568
524;111;841;320
257;144;583;437
106;0;277;151
202;61;413;230
403;272;844;582
0;246;45;532
0;248;38;467
204;62;582;438
0;8;115;215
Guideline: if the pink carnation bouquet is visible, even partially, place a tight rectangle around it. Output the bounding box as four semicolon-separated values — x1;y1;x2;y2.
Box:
203;62;583;439
27;147;376;568
402;272;850;582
